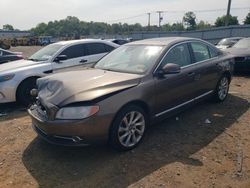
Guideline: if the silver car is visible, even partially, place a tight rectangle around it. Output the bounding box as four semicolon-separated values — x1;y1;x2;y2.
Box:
0;39;118;105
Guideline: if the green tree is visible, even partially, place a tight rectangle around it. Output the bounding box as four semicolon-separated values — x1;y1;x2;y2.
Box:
183;12;197;30
244;12;250;24
197;20;211;30
215;15;239;27
3;24;14;31
171;23;185;31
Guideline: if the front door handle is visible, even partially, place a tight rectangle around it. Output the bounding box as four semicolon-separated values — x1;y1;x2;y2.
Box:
187;72;195;76
79;59;88;63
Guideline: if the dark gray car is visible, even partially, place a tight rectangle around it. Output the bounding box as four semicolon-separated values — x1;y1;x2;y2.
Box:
28;37;234;151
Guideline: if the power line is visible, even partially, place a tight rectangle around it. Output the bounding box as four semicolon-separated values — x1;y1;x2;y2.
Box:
107;7;249;23
107;13;146;22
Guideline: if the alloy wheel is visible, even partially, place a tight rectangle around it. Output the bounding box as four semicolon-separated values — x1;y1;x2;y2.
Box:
218;77;229;100
118;111;145;148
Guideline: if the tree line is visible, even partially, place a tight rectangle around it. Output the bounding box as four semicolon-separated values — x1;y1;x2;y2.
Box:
2;11;250;38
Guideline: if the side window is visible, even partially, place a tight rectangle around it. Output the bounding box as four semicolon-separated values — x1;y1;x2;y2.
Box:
191;42;210;62
0;50;3;56
59;44;86;59
208;46;220;58
104;44;115;52
86;43;107;55
160;43;191;68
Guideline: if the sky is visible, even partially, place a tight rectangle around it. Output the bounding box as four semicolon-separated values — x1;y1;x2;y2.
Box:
0;0;249;30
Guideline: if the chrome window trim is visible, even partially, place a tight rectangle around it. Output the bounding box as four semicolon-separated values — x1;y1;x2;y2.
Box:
155;90;213;117
153;40;220;73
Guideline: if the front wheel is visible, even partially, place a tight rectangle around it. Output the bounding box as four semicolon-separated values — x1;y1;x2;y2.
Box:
109;105;148;151
212;75;230;102
16;78;38;106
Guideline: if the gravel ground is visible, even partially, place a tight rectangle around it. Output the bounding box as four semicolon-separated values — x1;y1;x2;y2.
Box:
10;46;43;59
0;76;249;188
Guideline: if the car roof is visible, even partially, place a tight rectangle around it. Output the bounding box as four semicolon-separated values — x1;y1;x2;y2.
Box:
55;39;118;46
126;37;199;46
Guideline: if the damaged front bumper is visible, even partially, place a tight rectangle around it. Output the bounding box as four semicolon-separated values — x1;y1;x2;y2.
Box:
28;104;112;146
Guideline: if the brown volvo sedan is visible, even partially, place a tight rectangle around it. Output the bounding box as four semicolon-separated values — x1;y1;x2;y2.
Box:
28;37;234;151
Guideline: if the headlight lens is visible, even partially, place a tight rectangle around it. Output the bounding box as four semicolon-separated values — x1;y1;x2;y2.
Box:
55;106;99;120
0;74;15;82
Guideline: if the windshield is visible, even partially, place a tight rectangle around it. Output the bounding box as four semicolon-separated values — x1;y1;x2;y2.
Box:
233;38;250;48
95;45;164;74
28;43;63;61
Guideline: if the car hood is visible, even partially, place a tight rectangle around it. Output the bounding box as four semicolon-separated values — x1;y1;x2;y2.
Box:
37;69;142;107
0;59;45;74
224;48;250;57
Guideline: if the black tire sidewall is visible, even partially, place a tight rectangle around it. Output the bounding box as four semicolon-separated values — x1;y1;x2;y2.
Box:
17;78;37;106
109;105;148;151
214;75;229;102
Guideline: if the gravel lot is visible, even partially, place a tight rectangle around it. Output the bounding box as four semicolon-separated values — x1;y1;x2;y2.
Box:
0;47;250;188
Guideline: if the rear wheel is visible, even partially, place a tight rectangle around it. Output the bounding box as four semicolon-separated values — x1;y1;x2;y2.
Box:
109;105;147;151
16;78;38;106
212;75;230;102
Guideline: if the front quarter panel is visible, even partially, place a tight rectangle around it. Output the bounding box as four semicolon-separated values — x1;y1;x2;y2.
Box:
94;76;155;138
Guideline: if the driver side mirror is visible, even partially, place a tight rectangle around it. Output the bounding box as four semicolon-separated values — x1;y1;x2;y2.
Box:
162;63;181;74
157;63;181;77
54;55;67;63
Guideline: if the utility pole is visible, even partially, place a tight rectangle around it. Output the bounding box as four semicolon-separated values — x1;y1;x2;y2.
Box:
225;0;232;26
147;13;151;31
157;11;163;29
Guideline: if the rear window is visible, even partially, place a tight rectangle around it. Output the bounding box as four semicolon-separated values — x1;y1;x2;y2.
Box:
208;46;220;58
86;43;109;55
191;42;210;62
60;44;86;59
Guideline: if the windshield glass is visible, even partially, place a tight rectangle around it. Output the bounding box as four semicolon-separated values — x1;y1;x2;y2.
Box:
95;45;164;74
28;43;63;61
233;38;250;48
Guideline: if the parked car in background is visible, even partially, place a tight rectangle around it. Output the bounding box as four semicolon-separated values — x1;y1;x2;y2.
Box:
0;39;118;105
106;39;129;45
216;37;243;50
0;48;23;64
28;37;234;151
223;37;250;72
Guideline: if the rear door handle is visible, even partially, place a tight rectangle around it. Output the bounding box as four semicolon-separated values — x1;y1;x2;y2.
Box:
79;59;88;63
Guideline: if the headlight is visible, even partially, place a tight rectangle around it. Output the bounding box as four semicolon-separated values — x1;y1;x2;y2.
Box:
55;106;99;120
0;74;15;82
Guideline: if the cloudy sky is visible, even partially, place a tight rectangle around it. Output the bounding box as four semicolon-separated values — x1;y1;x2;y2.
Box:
0;0;249;30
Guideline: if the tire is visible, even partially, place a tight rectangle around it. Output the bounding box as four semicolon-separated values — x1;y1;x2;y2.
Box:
212;75;230;103
16;78;38;106
109;105;148;151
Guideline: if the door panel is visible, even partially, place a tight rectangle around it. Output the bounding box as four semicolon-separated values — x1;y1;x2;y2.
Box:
52;44;87;71
189;42;221;96
154;43;198;116
154;67;196;115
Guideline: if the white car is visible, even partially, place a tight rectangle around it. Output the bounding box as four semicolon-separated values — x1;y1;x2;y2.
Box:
0;39;119;105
